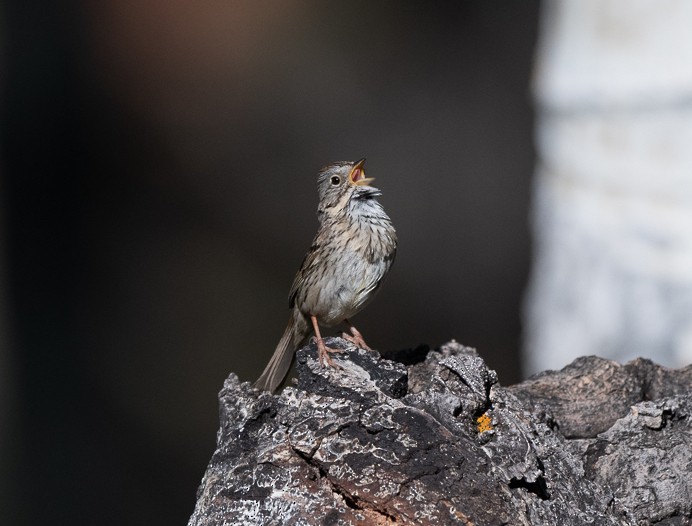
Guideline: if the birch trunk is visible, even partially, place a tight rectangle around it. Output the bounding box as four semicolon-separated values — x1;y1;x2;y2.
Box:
525;0;692;375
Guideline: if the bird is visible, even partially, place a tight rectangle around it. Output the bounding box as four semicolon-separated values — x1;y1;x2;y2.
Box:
254;159;397;392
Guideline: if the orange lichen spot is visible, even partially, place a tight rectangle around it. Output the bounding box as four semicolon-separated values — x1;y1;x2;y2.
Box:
476;412;493;433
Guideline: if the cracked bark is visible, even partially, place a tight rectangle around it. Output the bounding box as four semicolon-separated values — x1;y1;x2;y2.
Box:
188;339;692;526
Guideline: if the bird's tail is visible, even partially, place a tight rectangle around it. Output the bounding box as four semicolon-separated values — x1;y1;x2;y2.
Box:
254;312;309;392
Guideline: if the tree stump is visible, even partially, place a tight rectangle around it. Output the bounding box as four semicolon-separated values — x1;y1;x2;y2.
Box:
188;339;692;525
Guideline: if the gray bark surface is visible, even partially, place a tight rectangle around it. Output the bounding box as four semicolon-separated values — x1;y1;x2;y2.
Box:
189;340;691;525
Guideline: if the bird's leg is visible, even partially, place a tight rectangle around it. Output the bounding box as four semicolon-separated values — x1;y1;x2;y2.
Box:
310;315;344;368
341;319;372;351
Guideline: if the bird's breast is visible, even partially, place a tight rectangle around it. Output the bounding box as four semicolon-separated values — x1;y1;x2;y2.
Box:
303;213;395;325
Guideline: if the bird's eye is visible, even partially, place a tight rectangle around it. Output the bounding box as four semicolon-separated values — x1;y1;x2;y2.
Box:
330;176;341;186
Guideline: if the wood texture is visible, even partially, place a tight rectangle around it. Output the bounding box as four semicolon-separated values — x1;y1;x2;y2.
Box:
189;340;692;525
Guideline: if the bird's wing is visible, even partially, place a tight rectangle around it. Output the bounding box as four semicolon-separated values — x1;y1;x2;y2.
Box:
288;242;321;308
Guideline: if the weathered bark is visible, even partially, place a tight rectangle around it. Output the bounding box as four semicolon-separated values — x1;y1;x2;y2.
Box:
189;340;691;526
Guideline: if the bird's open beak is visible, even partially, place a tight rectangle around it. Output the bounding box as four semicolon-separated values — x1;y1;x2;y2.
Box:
349;158;375;186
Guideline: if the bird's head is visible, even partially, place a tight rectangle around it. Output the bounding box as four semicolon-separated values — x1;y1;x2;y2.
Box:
316;159;380;215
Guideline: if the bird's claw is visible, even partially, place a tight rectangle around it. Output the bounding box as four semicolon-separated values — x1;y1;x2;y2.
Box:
341;330;372;351
312;336;344;369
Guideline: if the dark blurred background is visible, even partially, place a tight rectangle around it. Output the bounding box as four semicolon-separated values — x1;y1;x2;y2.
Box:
0;2;539;524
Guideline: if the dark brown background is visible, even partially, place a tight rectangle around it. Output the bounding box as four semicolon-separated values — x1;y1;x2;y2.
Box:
1;2;539;524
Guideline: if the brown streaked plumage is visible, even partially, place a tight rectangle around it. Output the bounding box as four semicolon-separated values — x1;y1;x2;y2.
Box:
254;159;397;392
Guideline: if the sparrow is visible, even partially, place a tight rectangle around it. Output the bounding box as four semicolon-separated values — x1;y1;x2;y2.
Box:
254;159;397;392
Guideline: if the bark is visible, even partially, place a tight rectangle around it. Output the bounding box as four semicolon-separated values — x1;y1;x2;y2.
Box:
189;340;691;526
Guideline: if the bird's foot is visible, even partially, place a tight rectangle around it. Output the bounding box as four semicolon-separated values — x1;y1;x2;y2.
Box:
341;326;372;351
312;336;344;368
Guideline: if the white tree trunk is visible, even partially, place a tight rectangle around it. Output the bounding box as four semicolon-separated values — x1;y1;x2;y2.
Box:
524;0;692;375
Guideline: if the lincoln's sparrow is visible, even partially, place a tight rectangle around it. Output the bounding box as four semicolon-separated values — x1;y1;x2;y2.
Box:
254;159;397;392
